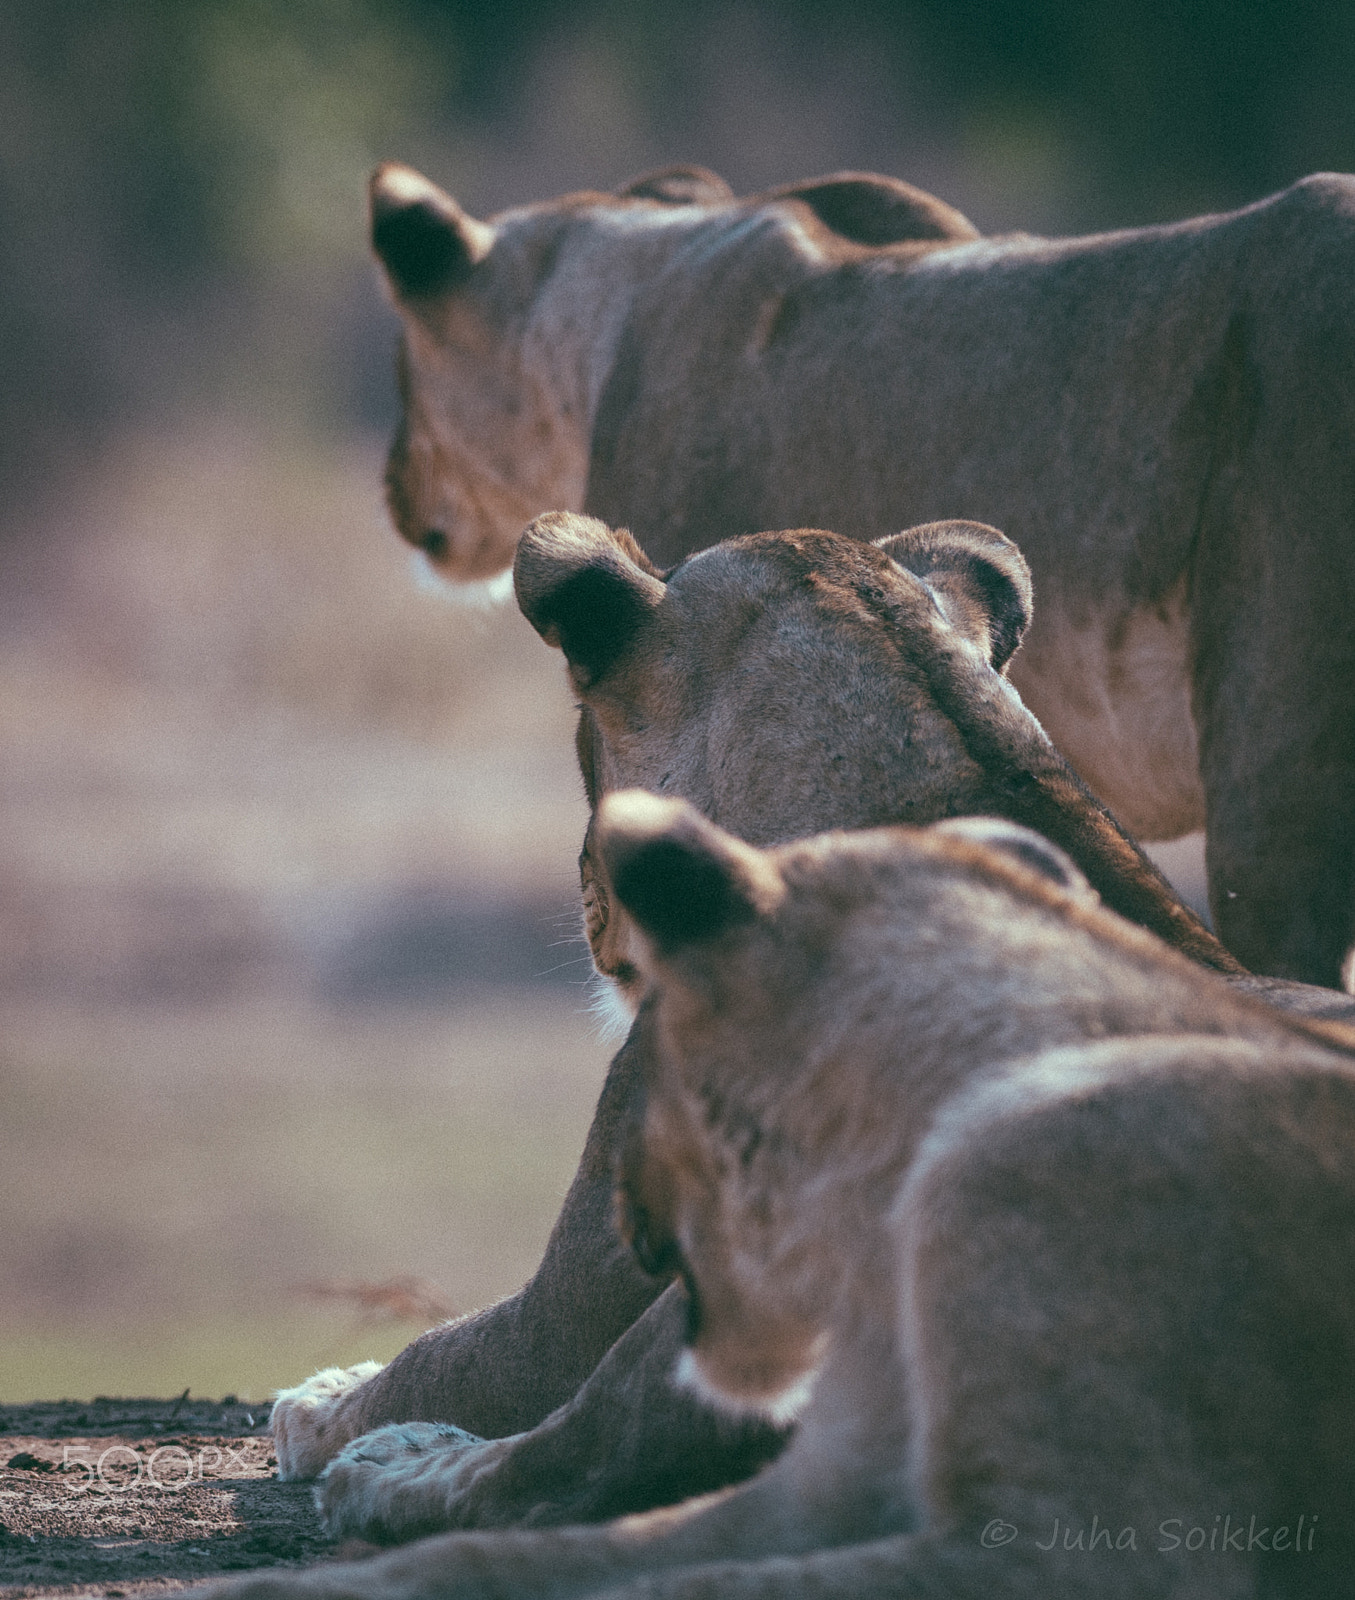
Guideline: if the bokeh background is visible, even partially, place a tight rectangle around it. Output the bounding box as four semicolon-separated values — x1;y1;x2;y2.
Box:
3;0;1354;1402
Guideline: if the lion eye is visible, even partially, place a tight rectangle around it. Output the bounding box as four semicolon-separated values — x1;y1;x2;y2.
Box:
628;1201;682;1281
679;1265;702;1343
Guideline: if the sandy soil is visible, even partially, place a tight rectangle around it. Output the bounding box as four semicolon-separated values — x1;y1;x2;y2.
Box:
0;1396;362;1597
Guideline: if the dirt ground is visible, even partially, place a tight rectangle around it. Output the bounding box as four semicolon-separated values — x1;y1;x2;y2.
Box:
0;1396;364;1598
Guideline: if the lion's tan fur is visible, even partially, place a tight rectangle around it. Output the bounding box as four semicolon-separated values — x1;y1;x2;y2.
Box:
370;162;1355;988
510;514;1243;1013
267;516;1351;1540
212;800;1355;1599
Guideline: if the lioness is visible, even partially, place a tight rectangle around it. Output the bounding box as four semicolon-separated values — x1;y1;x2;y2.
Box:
272;517;1354;1539
370;159;1355;989
213;794;1355;1600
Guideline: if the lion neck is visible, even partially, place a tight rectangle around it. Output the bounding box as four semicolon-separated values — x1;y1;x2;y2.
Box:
522;203;726;442
911;636;1245;974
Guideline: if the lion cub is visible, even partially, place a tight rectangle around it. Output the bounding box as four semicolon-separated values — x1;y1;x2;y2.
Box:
213;796;1355;1600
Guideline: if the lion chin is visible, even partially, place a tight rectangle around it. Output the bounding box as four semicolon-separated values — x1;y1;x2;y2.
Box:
674;1340;828;1430
586;970;638;1042
408;552;515;609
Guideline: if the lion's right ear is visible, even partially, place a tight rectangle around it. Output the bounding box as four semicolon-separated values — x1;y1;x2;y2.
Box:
514;513;666;688
598;793;782;958
762;172;979;245
931;817;1097;903
616;166;734;205
876;520;1034;673
370;164;495;300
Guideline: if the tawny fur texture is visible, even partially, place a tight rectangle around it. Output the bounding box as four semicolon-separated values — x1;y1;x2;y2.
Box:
369;159;1355;991
209;795;1355;1600
271;517;1353;1538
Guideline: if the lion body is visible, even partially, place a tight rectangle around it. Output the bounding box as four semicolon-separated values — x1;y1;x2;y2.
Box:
220;802;1355;1600
269;518;1354;1541
373;164;1355;988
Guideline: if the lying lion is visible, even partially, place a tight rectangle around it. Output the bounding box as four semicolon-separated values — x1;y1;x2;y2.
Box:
369;159;1355;990
271;517;1355;1540
214;793;1355;1600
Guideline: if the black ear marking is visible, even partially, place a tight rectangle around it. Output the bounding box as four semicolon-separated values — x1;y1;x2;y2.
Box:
621;1190;682;1281
370;165;492;299
934;817;1095;899
598;794;774;955
617;166;734;205
514;513;665;687
575;709;601;809
529;564;658;686
610;835;760;952
877;521;1033;672
762;172;979;246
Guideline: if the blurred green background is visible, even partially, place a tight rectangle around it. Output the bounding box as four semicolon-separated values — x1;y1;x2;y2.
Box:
2;0;1353;1402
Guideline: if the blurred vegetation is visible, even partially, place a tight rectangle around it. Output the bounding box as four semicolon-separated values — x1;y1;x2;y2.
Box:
3;0;1354;519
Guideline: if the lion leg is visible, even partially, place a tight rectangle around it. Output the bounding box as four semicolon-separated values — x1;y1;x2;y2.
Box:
317;1285;787;1539
1189;341;1355;990
275;1020;664;1477
203;1461;860;1600
568;1529;1255;1600
207;1322;912;1600
1201;747;1355;991
1195;634;1355;988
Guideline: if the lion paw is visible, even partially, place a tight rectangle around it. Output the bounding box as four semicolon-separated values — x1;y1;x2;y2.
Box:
316;1422;508;1541
270;1362;384;1481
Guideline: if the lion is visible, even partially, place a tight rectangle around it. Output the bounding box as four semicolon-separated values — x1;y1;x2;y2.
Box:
211;793;1355;1600
368;158;1355;991
270;516;1354;1542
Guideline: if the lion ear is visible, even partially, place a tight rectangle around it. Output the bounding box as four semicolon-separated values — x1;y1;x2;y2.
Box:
598;792;781;957
370;164;495;300
763;172;979;245
931;817;1097;902
616;165;733;205
877;520;1034;673
514;513;666;688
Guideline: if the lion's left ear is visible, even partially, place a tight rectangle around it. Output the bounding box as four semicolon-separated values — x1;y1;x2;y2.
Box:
370;164;495;301
876;520;1033;673
598;792;781;959
515;512;666;689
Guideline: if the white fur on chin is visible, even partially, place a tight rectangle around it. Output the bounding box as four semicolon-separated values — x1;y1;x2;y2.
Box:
674;1345;823;1429
409;553;516;608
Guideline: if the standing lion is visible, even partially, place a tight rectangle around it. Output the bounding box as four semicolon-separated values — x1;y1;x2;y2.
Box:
369;161;1355;989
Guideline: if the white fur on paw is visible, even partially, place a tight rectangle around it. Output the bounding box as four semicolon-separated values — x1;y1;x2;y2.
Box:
270;1361;383;1481
317;1421;511;1540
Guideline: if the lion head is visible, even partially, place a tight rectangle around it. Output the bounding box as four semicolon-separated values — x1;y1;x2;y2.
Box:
597;790;1111;1418
369;163;977;587
513;512;1234;1016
